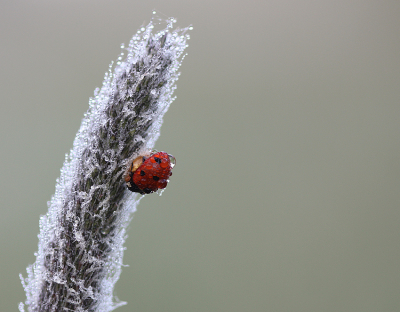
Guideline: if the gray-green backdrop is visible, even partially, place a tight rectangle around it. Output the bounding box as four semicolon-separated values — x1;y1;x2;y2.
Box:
1;1;400;311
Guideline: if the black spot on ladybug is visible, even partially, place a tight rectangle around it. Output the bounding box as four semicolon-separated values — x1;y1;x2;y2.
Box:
154;157;162;164
140;170;145;176
153;176;160;181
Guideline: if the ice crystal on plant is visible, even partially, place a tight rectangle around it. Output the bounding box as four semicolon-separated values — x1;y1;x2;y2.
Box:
19;16;190;312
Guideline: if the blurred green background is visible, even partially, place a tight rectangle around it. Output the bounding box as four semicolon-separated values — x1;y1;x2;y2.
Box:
1;0;400;311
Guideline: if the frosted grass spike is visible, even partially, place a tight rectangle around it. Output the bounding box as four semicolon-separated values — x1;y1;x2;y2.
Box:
19;16;190;312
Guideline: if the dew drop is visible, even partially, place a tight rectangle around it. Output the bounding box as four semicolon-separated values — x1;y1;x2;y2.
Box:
168;154;176;168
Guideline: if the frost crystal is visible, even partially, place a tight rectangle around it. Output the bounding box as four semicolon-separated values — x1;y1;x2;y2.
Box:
20;17;190;312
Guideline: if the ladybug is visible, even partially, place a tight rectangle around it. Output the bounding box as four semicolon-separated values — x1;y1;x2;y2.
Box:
125;151;176;194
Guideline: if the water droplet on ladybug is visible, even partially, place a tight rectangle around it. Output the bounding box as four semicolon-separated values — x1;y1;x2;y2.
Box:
168;154;176;168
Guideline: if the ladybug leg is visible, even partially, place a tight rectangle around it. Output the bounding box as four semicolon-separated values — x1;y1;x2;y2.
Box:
127;181;146;195
142;188;153;194
124;171;133;183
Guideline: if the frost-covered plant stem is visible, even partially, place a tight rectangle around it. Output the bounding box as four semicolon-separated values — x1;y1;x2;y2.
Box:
20;17;190;312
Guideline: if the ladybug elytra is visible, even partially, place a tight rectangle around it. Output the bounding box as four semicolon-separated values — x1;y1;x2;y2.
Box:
125;151;175;194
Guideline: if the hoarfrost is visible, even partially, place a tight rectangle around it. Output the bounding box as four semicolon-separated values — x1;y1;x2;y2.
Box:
20;16;190;312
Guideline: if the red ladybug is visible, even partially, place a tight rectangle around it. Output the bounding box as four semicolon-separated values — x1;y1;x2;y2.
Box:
125;151;176;194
